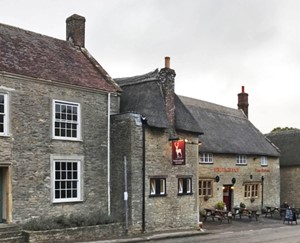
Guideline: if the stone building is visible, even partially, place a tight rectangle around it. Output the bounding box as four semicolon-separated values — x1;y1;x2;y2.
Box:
111;59;203;232
266;130;300;207
180;87;280;212
0;14;121;223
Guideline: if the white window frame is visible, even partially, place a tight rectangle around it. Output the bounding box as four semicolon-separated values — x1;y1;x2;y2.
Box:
150;178;166;196
0;93;9;136
261;156;268;166
178;177;192;195
244;183;259;199
200;153;213;164
51;155;83;203
52;100;81;140
236;155;247;165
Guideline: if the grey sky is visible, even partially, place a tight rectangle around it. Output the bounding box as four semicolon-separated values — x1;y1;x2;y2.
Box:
1;0;300;133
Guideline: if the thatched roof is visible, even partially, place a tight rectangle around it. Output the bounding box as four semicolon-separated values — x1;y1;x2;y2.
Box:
266;130;300;166
180;96;280;157
115;70;203;134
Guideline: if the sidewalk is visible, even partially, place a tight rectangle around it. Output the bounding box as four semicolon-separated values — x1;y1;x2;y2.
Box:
84;215;295;243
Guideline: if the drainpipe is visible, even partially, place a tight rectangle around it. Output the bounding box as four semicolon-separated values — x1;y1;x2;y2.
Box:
107;93;111;215
261;176;264;212
141;115;147;233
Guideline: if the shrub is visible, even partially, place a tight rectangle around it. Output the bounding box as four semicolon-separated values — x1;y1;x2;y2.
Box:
215;201;225;210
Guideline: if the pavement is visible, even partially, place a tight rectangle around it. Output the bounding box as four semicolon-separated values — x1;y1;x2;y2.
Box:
85;214;296;243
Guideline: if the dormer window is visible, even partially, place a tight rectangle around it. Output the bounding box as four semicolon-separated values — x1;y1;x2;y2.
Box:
200;153;213;164
236;155;247;165
261;156;268;166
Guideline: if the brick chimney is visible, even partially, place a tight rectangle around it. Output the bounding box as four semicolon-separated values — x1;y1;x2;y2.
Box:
238;86;249;118
159;57;178;140
66;14;85;47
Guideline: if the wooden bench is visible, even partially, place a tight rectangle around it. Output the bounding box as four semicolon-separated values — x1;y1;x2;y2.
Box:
203;208;232;224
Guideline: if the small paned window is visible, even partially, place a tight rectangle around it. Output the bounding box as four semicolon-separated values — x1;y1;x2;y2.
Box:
200;153;213;164
52;159;82;203
0;93;8;136
261;156;268;166
53;100;81;140
199;179;213;197
236;155;247;165
150;178;166;196
178;178;192;195
244;183;259;198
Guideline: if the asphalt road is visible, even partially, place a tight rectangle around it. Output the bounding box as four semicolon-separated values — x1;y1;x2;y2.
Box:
152;218;300;243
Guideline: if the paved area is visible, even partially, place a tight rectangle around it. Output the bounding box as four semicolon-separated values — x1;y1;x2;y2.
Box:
86;215;295;243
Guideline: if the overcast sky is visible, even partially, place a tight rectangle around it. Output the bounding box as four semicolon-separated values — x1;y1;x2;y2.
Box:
1;0;299;133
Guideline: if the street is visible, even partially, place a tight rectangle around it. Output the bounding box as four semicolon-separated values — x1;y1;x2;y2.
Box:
152;222;300;243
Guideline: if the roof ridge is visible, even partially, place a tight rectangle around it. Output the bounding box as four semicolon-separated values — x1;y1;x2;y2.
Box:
179;95;246;119
115;69;159;86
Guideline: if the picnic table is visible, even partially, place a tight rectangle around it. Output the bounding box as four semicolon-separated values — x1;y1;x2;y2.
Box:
265;206;282;218
233;207;260;221
203;208;232;223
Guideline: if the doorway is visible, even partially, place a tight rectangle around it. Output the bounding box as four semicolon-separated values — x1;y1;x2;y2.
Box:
223;185;233;211
0;166;11;224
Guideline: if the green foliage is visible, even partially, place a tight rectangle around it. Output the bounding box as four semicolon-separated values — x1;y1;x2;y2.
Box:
271;127;299;133
240;202;246;208
215;201;225;210
22;211;116;231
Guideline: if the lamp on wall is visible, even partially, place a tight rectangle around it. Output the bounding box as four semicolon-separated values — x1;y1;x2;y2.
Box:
231;178;236;185
215;175;220;183
184;139;202;146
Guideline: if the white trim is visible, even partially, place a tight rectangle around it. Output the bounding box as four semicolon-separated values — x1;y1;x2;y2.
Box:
236;155;247;165
0;93;9;136
52;99;81;141
50;155;84;203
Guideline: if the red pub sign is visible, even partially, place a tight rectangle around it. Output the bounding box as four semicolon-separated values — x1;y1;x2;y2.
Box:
172;140;185;165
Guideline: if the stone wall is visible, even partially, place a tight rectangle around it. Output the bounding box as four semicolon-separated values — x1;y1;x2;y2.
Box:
0;74;118;223
110;113;200;233
199;154;280;210
24;223;125;243
281;166;300;207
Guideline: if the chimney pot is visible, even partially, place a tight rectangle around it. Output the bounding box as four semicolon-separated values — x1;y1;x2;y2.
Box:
242;86;245;93
238;86;249;118
165;56;170;68
66;14;86;47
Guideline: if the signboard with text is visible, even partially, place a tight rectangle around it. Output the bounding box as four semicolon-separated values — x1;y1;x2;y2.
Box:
172;140;185;165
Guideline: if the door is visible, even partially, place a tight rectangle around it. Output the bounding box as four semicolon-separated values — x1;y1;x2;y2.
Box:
223;185;233;211
0;168;3;223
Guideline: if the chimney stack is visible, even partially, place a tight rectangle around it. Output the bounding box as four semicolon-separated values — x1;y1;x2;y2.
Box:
238;85;249;118
165;56;170;68
66;14;86;47
159;57;177;140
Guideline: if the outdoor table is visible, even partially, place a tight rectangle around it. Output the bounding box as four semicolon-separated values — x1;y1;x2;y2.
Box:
265;206;281;217
233;207;259;221
203;208;232;223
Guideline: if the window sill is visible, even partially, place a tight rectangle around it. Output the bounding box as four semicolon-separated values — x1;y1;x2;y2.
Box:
52;137;83;142
236;164;248;166
149;194;167;198
178;193;193;196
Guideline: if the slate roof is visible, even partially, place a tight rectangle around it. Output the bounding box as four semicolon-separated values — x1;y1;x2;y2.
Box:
180;96;280;157
115;69;203;134
0;22;121;92
266;130;300;166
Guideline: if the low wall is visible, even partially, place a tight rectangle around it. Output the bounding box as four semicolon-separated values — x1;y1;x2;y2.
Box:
24;223;125;243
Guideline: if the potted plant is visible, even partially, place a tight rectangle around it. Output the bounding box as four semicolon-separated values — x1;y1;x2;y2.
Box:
204;195;209;201
240;202;246;209
215;201;225;210
250;198;255;203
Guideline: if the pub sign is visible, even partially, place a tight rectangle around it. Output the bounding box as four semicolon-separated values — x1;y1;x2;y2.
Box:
172;140;185;165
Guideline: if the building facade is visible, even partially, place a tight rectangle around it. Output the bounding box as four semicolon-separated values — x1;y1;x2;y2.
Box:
0;14;121;223
111;60;203;232
266;130;300;207
180;88;280;213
